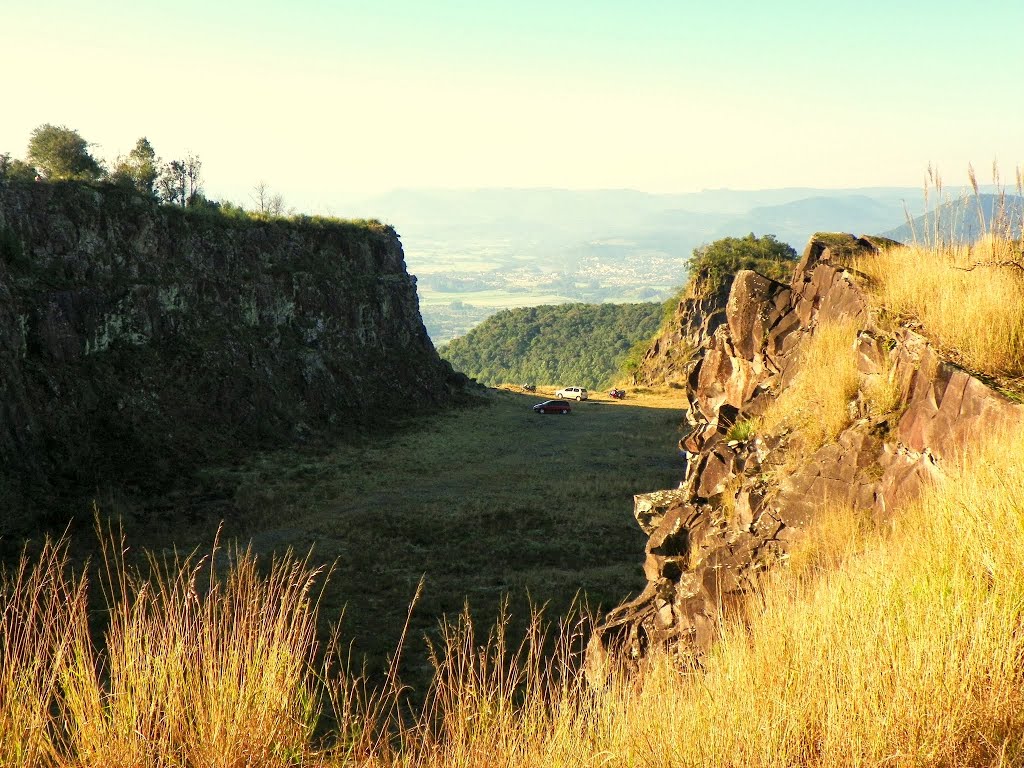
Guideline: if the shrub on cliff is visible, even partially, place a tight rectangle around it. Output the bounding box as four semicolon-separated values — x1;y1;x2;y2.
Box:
687;232;797;294
0;153;37;182
109;137;160;197
26;124;103;181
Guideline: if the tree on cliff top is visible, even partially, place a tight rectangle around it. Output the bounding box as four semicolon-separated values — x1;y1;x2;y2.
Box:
109;137;160;196
158;153;203;207
0;153;38;182
687;233;797;294
27;124;103;181
251;181;288;216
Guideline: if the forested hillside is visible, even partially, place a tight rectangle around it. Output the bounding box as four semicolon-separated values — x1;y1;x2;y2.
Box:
438;302;663;388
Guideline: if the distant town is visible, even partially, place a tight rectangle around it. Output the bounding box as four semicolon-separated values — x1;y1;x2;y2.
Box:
414;249;683;343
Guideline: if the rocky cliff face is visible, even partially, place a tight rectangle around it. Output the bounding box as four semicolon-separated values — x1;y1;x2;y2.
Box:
630;272;732;389
593;233;1024;667
0;181;459;530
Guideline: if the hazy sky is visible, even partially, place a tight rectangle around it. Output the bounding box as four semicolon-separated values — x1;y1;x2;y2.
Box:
3;0;1021;213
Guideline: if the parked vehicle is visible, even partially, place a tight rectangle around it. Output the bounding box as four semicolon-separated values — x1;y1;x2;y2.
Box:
522;383;536;392
555;386;588;401
533;399;572;415
608;388;626;399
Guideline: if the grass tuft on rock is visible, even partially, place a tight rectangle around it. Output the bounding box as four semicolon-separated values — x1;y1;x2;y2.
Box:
758;317;862;451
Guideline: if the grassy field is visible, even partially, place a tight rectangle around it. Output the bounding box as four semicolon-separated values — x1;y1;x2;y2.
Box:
121;386;688;696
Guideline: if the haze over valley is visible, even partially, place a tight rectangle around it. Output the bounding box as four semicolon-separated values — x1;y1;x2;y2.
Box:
349;186;920;342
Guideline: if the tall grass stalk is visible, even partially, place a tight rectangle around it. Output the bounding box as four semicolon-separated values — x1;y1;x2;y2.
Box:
75;541;325;766
407;606;597;768
0;529;368;768
0;538;88;768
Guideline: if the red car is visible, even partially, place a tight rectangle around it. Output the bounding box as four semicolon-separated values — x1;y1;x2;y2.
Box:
533;399;572;415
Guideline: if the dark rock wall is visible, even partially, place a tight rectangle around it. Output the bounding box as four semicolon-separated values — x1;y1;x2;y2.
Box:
0;181;456;527
630;274;733;389
592;233;1024;670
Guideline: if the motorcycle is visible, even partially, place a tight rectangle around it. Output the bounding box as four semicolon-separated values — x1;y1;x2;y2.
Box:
608;388;626;399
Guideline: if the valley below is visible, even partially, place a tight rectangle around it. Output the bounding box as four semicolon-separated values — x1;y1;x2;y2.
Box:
412;242;682;343
95;386;688;695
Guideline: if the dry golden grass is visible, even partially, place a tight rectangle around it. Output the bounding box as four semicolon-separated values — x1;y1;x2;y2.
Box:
782;500;873;578
67;539;324;767
0;527;346;768
5;423;1024;767
861;344;903;418
758;317;862;450
399;419;1024;768
855;240;1024;378
0;539;87;768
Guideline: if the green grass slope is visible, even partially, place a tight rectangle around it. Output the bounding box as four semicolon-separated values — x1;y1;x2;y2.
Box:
438;302;663;389
78;387;687;699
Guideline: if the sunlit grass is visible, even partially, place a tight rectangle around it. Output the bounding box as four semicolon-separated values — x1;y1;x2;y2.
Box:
861;341;903;418
0;531;347;768
758;317;862;451
855;239;1024;379
0;539;86;768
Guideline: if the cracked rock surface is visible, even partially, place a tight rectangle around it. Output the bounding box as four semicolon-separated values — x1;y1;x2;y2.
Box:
591;233;1024;673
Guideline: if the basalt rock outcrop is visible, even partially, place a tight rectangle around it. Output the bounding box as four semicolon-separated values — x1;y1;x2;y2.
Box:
0;180;461;531
630;269;732;389
592;232;1024;668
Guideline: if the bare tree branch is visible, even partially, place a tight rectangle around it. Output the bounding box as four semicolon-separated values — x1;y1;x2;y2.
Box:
952;258;1024;274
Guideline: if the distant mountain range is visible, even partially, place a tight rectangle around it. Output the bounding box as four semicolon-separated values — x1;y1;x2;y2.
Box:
342;185;1015;342
350;186;925;266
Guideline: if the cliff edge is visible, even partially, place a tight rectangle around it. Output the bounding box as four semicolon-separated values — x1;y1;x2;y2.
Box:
0;181;460;530
592;232;1024;669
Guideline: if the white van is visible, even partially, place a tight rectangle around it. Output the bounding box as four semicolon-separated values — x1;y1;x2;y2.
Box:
555;386;589;401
